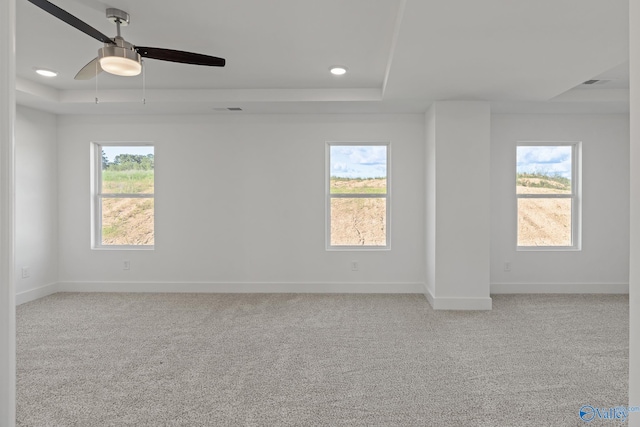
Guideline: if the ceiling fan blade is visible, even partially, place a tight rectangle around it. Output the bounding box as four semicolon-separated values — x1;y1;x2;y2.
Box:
26;0;115;44
135;47;225;67
74;57;103;80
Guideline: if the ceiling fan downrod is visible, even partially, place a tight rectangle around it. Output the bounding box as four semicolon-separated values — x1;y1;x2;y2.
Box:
106;8;130;32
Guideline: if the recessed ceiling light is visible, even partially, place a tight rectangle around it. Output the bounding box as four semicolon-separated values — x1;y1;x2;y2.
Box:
330;66;347;76
35;68;58;77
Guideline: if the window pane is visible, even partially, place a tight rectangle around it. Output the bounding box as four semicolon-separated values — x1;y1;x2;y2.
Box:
330;177;386;194
516;146;571;195
331;198;386;246
101;146;154;194
517;198;571;246
329;145;386;194
102;198;154;245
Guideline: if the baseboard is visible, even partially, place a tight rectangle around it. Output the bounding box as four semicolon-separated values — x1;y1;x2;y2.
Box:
57;281;425;294
21;282;625;305
491;282;629;294
16;282;59;305
423;285;492;310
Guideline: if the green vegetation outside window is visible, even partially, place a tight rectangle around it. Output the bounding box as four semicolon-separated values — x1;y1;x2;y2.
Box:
516;143;580;249
93;143;154;248
327;143;389;249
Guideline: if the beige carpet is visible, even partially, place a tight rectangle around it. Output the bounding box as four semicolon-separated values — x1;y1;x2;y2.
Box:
16;293;628;426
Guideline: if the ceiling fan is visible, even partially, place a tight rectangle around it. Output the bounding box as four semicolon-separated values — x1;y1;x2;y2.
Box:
26;0;226;80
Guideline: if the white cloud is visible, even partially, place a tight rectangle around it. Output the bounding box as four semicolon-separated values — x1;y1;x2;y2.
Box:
331;162;349;173
517;146;572;177
349;146;387;166
330;145;387;178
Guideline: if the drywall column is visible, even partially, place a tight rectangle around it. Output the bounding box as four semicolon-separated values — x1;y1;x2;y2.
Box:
425;101;491;310
629;1;640;424
0;0;16;424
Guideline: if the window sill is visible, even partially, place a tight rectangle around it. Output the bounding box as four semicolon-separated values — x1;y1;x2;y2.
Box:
92;246;155;251
326;246;391;251
517;246;581;252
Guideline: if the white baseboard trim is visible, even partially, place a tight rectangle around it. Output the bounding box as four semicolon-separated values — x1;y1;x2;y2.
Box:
20;282;626;305
57;281;426;294
491;282;629;294
423;286;492;310
16;282;59;305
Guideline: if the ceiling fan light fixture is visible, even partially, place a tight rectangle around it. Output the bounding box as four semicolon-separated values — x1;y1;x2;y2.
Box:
98;45;142;76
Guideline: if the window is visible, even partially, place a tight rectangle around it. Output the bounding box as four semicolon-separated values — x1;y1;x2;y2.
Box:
516;142;580;249
93;143;154;248
327;143;389;249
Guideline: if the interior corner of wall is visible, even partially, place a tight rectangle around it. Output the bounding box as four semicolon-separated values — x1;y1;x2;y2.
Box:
423;283;435;308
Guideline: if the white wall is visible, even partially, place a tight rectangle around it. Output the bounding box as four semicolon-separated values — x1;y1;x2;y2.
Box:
55;112;628;296
0;0;16;422
15;106;58;302
56;114;426;292
629;0;640;421
491;114;630;293
425;108;436;296
425;102;491;309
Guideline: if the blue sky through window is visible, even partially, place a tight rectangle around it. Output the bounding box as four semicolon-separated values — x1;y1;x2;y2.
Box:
330;145;387;179
517;146;572;178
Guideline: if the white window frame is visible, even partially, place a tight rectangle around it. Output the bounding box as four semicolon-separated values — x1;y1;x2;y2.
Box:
516;141;581;251
91;142;155;250
326;142;391;251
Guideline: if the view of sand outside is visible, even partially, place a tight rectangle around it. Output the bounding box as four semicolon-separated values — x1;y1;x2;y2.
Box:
517;185;571;246
330;178;386;246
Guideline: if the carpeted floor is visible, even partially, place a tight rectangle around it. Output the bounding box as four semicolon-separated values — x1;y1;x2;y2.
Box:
16;293;628;426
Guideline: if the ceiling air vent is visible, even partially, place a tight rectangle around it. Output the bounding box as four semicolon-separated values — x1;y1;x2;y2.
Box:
212;107;244;112
582;79;612;85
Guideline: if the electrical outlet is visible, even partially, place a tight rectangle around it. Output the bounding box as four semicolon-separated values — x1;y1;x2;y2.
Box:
351;261;359;271
123;260;130;271
504;262;511;272
21;267;30;279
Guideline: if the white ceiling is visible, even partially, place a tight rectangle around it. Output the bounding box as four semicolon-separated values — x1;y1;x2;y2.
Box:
15;0;630;115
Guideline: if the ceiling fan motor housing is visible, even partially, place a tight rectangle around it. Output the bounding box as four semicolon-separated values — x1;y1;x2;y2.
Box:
106;8;129;26
98;37;142;76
